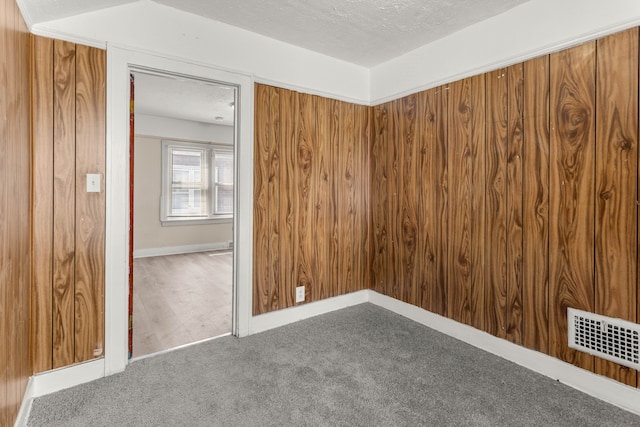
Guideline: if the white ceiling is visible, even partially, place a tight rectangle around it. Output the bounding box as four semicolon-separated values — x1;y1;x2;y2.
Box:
22;0;529;67
133;72;236;125
20;0;529;125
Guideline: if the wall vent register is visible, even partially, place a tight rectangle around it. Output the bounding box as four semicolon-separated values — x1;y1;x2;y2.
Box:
568;308;640;370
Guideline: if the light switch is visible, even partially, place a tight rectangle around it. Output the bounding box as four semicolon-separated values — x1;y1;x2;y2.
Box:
86;174;101;193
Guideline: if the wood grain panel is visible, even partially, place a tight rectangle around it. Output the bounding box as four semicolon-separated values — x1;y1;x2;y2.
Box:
418;88;438;312
329;99;340;298
371;104;389;294
470;74;486;330
314;96;331;301
365;27;640;389
638;29;640;392
506;63;524;345
523;55;550;354
337;102;355;295
2;3;18;418
447;79;473;325
16;6;31;406
52;39;77;369
400;94;419;304
253;85;370;312
485;68;508;338
387;100;401;300
294;93;316;301
434;86;449;317
279;89;297;308
31;35;54;373
353;105;371;291
253;84;270;315
267;86;281;311
549;41;596;370
594;28;638;386
0;5;7;419
1;1;32;421
74;44;106;362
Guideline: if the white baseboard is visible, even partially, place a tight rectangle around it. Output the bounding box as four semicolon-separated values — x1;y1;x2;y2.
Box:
19;290;640;423
367;291;640;417
133;242;230;258
249;290;370;335
30;359;105;398
14;377;34;427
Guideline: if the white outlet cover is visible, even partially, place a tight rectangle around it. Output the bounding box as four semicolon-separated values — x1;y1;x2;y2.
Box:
296;286;305;303
86;174;101;192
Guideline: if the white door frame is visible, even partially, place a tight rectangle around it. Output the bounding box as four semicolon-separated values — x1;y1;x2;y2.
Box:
105;45;254;375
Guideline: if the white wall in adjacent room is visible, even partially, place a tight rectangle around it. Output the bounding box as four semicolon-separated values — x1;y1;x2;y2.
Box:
133;115;233;256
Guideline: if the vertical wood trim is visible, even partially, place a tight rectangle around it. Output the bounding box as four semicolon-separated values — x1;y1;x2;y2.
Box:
549;41;596;370
506;62;525;345
253;84;270;315
279;89;297;308
447;79;473;325
371;104;388;294
294;93;315;301
52;39;76;369
31;35;54;373
74;44;106;363
435;86;449;316
470;74;486;331
387;100;401;300
314;96;331;301
418;89;438;312
523;55;551;354
400;94;419;304
267;86;281;312
485;68;508;337
594;28;638;386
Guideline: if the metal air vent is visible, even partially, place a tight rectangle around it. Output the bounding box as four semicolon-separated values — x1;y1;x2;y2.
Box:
568;308;640;370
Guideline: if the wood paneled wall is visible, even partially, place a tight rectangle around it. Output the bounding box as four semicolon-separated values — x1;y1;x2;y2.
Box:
371;27;640;388
0;0;32;424
253;84;370;315
31;36;106;374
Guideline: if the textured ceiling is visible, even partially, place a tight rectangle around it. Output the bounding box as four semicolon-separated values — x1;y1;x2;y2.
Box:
133;71;236;126
155;0;528;66
23;0;529;66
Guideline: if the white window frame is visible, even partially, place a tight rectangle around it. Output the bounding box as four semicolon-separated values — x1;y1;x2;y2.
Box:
161;139;233;225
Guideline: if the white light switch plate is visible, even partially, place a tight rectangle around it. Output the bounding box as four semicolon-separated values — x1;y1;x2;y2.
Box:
87;174;101;192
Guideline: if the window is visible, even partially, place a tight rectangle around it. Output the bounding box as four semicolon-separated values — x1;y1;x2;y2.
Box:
161;140;233;224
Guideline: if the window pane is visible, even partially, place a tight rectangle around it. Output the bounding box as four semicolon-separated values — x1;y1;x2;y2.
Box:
215;152;233;185
170;148;206;216
172;149;203;183
215;184;233;215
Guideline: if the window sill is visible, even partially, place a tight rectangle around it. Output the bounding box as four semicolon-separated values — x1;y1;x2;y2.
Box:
161;216;233;227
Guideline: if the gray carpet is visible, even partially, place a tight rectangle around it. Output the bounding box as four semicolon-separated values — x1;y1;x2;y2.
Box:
27;303;640;426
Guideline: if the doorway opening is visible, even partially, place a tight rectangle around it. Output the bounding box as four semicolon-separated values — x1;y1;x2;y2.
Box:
129;69;237;359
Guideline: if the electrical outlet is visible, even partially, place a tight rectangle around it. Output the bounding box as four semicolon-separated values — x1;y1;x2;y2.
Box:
86;173;100;193
295;286;305;303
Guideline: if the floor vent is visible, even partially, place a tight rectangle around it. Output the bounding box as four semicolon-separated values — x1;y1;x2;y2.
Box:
568;308;640;370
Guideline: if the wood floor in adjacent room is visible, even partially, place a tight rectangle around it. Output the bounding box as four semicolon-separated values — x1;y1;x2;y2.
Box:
132;250;232;359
